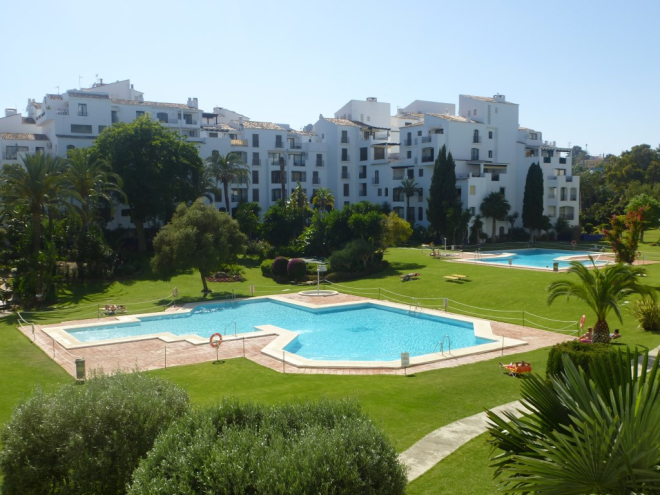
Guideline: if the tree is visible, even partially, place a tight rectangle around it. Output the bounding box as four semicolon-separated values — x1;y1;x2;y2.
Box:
381;211;413;248
487;349;660;494
603;208;644;264
522;162;544;239
235;202;261;240
311;187;335;213
547;259;652;343
261;202;299;247
205;151;250;215
400;177;418;223
469;215;484;244
507;211;519;231
426;145;462;243
151;201;246;293
92;115;205;251
0;371;188;495
480;192;510;241
65;147;125;230
626;193;660;242
288;182;310;233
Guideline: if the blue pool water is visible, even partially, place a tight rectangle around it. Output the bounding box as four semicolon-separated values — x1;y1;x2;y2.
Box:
476;248;607;269
68;300;492;361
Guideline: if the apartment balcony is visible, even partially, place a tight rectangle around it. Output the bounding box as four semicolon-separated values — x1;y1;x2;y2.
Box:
341;137;350;144
341;155;350;162
473;137;482;143
292;161;305;167
341;172;350;179
358;172;367;179
403;139;412;146
312;178;320;185
57;110;69;115
421;156;434;163
316;160;324;167
372;177;380;184
252;158;261;166
543;157;552;163
358;190;367;197
455;173;482;179
231;139;248;146
421;136;432;143
559;157;567;164
289;143;302;150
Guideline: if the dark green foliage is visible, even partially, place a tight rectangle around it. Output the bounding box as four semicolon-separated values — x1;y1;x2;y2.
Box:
629;294;660;332
236;201;261;239
426;145;462;243
328;239;374;272
522;162;544;234
488;349;660;494
260;258;274;277
287;258;307;281
73;225;115;278
0;371;189;495
272;256;289;277
128;399;407;495
261;202;300;247
546;340;619;379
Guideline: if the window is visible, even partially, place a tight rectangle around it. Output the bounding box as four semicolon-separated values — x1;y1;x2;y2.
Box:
469;185;476;195
473;130;480;143
548;206;556;217
252;170;259;184
529;132;538;140
417;131;422;136
500;187;505;195
421;147;434;163
341;166;349;179
374;147;385;160
378;189;382;197
474;109;477;116
275;135;283;148
407;169;414;179
121;208;131;217
111;110;118;123
269;153;282;166
71;124;92;134
418;169;423;177
78;103;87;116
344;201;350;207
341;130;348;144
418;207;423;221
374;170;379;184
209;132;218;138
157;112;168;123
5;145;28;159
488;150;493;158
359;166;367;179
341;148;349;161
312;171;319;184
385;187;389;196
271;189;282;201
136;111;145;118
252;152;260;166
407;151;412;158
360;147;368;161
98;125;106;133
316;154;323;167
405;132;412;146
271;171;286;184
471;148;479;160
183;114;192;125
231;189;248;202
66;145;75;151
470;207;475;215
252;134;259;147
488;131;493;139
291;171;306;182
343;184;349;196
35;147;44;154
253;189;259;202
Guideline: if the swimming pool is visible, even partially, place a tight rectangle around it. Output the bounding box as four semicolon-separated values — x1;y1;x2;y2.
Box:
65;299;495;362
462;248;610;270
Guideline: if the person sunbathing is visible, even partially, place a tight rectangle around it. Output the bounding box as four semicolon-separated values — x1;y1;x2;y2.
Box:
610;329;621;340
579;328;593;343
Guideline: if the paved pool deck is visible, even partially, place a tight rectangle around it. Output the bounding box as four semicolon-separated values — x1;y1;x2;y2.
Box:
19;293;572;378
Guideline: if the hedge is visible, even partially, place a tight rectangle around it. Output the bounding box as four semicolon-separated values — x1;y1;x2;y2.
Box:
272;256;289;278
287;258;307;281
546;340;621;379
128;399;407;495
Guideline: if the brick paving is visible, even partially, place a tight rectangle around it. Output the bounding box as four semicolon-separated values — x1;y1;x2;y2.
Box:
19;293;572;378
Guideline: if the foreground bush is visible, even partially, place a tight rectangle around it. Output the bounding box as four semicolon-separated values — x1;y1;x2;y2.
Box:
0;371;189;495
271;256;289;277
488;349;660;494
287;258;307;281
129;399;407;495
629;293;660;332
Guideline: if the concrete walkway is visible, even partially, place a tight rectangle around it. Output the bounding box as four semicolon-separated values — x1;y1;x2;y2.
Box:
399;400;527;482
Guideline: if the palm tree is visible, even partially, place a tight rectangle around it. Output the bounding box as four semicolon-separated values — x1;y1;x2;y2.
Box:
0;153;68;258
547;259;653;343
480;192;510;241
288;182;310;232
487;349;660;494
204;152;250;214
400;177;418;224
311;187;335;213
65;148;125;230
507;211;519;231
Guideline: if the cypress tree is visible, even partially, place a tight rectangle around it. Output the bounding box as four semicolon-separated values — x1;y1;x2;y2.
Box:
522;162;544;237
426;145;462;242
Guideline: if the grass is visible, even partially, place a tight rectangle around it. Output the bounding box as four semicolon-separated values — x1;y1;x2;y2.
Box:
3;233;660;493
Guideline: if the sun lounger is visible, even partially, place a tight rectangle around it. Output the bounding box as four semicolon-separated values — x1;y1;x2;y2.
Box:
444;275;463;282
450;274;469;280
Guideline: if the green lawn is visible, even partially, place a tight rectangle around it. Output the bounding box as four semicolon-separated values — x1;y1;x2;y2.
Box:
2;235;660;493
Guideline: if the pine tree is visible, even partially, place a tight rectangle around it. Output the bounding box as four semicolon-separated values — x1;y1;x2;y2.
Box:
522;162;544;238
426;145;462;242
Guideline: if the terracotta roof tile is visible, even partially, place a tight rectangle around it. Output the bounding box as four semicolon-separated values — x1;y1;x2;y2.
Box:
240;121;285;130
46;94;62;100
324;118;359;127
111;99;192;110
0;133;50;141
202;124;235;131
427;113;471;123
68;91;110;100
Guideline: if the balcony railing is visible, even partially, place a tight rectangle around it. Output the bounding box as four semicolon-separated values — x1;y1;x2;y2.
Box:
341;172;350;179
570;195;577;201
252;158;261;166
231;139;248;146
312;178;320;184
341;137;349;144
421;156;434;163
404;139;412;146
341;155;350;162
358;172;367;179
292;161;305;167
421;136;431;143
275;141;284;149
358;190;367;197
560;194;567;201
57;110;69;115
566;176;573;182
316;160;324;167
473;136;482;143
543;157;552;163
546;175;557;180
559;214;575;221
372;177;380;184
289;144;302;149
491;174;500;181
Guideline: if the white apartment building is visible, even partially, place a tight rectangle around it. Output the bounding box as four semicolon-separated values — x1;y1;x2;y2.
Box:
0;79;578;237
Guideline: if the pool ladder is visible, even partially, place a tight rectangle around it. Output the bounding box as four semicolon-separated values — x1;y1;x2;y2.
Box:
433;335;451;356
222;320;237;336
409;300;422;314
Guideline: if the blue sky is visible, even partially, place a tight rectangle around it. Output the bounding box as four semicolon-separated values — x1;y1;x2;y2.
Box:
3;0;658;157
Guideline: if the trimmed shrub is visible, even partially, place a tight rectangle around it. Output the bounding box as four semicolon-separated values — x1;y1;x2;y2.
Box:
271;256;289;278
128;399;407;495
260;258;274;277
546;340;620;379
287;258;307;281
0;371;189;495
629;294;660;332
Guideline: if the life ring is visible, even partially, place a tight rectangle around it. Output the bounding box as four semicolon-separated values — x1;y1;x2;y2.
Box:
209;332;223;348
571;240;577;247
579;314;586;329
